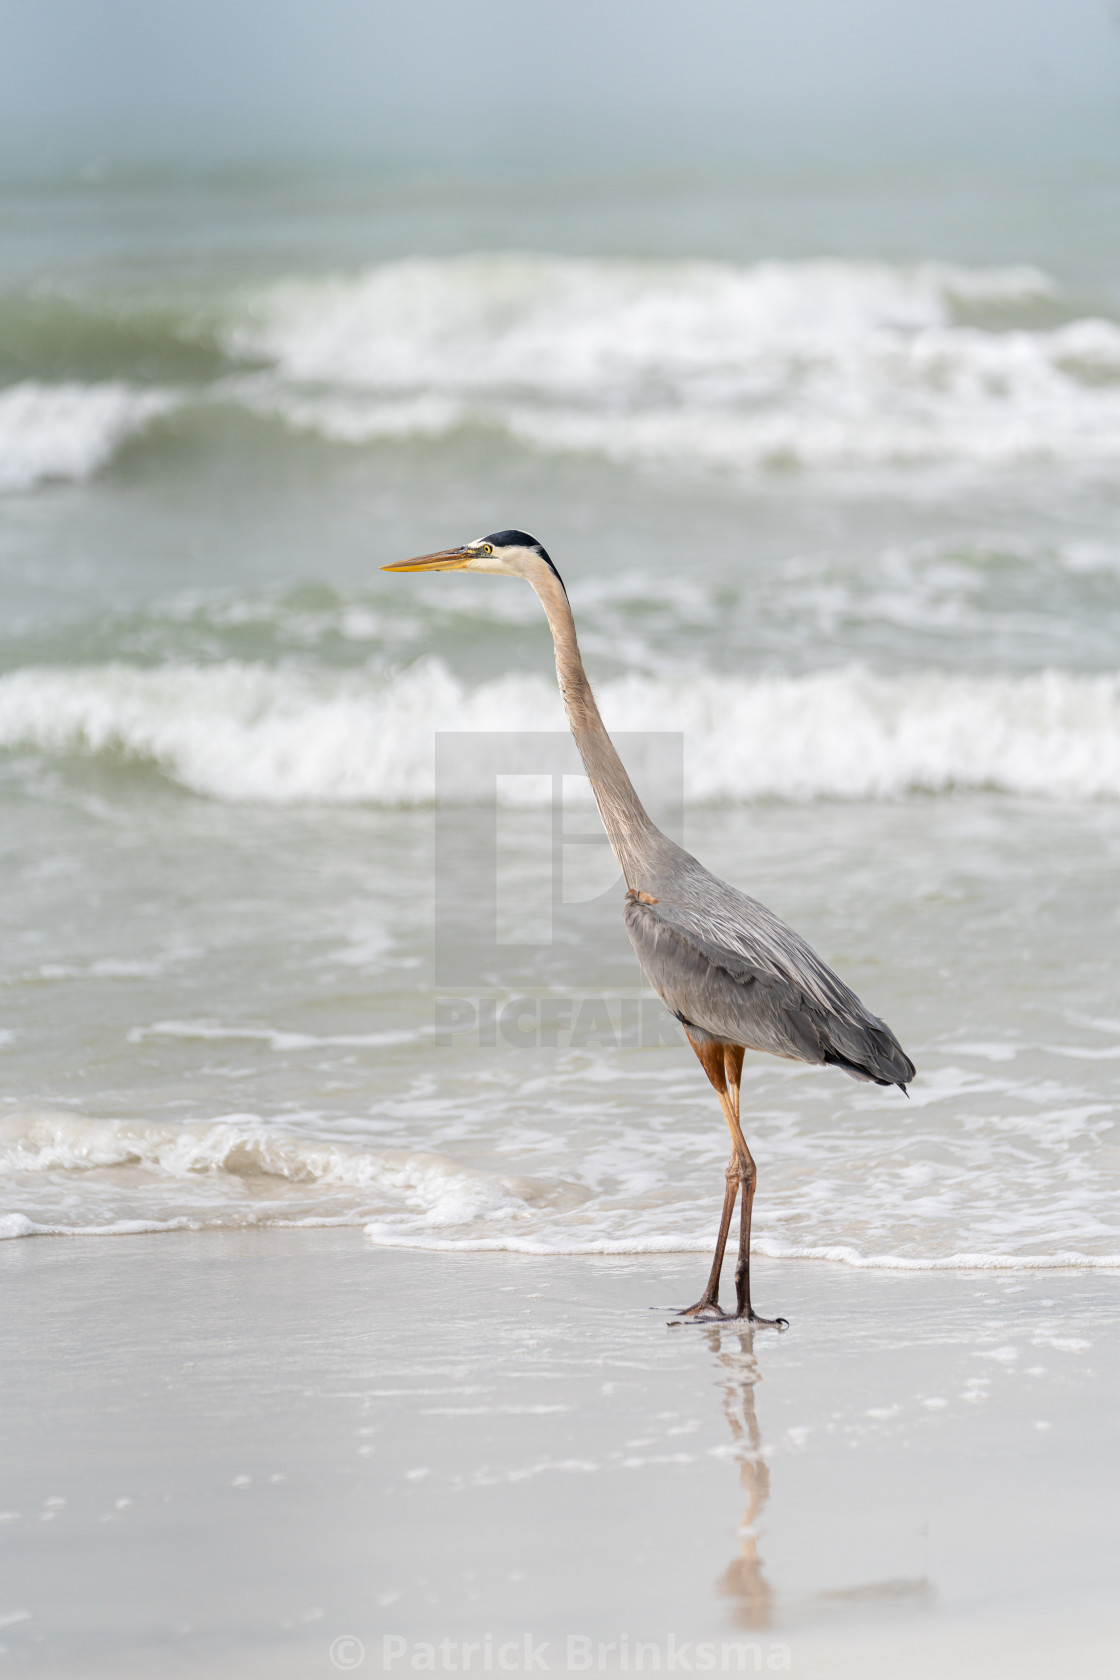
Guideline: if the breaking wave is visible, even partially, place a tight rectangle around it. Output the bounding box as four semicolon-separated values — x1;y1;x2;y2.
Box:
7;257;1120;490
223;254;1120;473
3;1109;1117;1270
1;659;1119;804
0;1111;533;1238
227;255;1058;391
0;381;177;493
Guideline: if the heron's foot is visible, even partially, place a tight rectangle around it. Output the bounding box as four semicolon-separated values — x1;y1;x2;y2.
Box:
734;1308;789;1329
667;1298;727;1324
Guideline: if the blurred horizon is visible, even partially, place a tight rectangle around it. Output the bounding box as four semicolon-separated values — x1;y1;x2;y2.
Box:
2;0;1118;181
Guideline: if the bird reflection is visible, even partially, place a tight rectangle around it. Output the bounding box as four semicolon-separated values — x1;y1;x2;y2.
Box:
702;1325;935;1630
704;1325;773;1629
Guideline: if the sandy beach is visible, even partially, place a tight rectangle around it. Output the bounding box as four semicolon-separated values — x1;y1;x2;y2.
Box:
3;1232;1116;1678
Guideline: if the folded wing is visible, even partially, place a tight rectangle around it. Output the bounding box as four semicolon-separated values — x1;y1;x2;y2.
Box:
624;876;915;1090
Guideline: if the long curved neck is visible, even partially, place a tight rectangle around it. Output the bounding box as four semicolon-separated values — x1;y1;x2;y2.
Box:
526;560;660;886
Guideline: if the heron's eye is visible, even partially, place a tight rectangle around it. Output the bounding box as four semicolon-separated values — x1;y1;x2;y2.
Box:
481;544;493;555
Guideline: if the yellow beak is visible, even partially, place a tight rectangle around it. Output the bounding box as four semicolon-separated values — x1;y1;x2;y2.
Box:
382;546;472;573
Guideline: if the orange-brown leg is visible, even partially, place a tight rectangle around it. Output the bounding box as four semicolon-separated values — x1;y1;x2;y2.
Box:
674;1036;787;1327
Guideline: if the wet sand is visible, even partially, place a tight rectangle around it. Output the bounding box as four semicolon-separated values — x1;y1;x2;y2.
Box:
1;1231;1117;1678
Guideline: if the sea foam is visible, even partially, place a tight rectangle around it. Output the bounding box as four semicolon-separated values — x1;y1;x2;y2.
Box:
227;255;1057;392
1;659;1119;803
0;381;177;493
223;255;1120;473
0;1111;529;1236
4;1109;1116;1270
8;259;1120;491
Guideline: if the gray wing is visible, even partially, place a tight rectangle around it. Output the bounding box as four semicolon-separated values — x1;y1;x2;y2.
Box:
624;863;915;1089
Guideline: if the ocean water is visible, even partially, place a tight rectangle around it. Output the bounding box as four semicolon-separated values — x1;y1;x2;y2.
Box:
1;164;1119;1269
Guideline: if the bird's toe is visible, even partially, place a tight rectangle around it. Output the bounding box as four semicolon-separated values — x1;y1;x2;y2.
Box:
666;1300;727;1324
738;1310;789;1330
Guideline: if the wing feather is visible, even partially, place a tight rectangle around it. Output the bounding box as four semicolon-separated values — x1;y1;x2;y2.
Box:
624;874;915;1089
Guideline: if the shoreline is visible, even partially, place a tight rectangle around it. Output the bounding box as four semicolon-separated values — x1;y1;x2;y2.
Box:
8;1217;1120;1272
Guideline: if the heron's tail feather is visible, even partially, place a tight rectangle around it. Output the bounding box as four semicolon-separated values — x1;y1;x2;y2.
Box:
823;1018;915;1091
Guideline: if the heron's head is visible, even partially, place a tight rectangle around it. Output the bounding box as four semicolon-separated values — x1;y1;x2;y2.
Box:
383;529;565;593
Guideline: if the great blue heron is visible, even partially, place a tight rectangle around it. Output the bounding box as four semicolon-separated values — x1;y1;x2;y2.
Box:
385;531;915;1325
